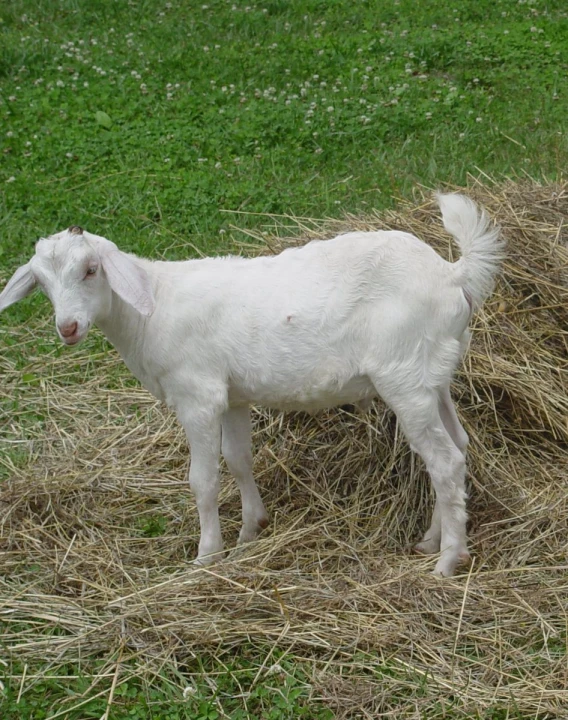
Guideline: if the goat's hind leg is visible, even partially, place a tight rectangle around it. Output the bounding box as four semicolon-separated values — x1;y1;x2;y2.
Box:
415;385;469;556
222;406;269;545
414;499;442;557
438;385;469;455
374;382;470;576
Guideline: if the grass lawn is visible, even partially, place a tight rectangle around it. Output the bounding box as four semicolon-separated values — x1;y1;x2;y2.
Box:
1;0;567;718
1;0;566;265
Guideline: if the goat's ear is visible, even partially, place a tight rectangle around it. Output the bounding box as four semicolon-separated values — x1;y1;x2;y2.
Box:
0;262;36;313
98;243;156;317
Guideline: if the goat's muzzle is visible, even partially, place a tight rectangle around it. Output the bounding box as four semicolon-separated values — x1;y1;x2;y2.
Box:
58;321;79;339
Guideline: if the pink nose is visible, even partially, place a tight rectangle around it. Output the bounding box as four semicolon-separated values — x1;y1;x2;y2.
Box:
59;321;78;338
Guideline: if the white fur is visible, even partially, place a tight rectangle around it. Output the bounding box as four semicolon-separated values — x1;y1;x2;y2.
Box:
0;194;503;577
437;192;503;310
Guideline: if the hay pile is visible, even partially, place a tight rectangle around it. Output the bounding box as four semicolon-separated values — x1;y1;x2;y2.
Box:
1;179;567;718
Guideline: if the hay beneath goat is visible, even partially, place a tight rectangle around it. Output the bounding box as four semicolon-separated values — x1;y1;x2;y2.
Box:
1;178;567;718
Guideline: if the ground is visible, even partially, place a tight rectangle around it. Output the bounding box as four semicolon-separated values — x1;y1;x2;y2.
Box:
0;1;567;718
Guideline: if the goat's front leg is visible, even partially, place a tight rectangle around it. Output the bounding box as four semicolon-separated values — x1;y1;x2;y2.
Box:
221;406;269;545
179;409;224;564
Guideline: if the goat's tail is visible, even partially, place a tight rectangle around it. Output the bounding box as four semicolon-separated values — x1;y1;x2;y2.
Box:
437;192;504;311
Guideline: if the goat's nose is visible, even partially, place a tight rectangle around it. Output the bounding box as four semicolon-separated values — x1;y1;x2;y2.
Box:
58;321;78;338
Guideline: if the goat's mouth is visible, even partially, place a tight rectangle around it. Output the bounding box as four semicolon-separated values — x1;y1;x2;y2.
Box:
62;334;84;346
59;327;89;346
57;320;91;346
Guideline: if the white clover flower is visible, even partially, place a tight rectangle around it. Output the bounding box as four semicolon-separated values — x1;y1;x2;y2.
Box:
266;663;284;676
182;685;196;700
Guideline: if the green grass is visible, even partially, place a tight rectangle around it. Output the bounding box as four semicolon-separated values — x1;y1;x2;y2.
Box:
1;0;567;270
1;653;334;720
1;0;567;717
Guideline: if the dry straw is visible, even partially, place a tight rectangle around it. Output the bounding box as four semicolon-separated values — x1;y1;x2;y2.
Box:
1;178;567;718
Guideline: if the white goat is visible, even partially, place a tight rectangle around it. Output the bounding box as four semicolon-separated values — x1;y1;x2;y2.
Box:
0;194;502;576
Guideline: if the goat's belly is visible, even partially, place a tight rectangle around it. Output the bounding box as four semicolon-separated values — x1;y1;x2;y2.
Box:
229;374;376;413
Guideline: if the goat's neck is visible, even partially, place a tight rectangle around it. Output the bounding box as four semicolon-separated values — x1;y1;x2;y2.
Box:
95;260;159;393
97;291;147;362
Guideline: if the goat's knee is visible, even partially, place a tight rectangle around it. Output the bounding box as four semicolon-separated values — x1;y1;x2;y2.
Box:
222;442;253;480
222;437;268;533
189;470;224;561
221;408;269;546
223;446;268;543
183;414;225;563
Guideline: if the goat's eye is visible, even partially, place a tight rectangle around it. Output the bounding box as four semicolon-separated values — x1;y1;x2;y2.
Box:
85;266;98;278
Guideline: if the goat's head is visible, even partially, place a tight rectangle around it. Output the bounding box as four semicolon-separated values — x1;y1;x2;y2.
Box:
0;228;155;346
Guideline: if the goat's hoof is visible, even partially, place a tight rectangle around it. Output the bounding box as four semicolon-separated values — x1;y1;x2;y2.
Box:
192;549;225;566
237;516;269;546
414;538;440;556
432;551;471;578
